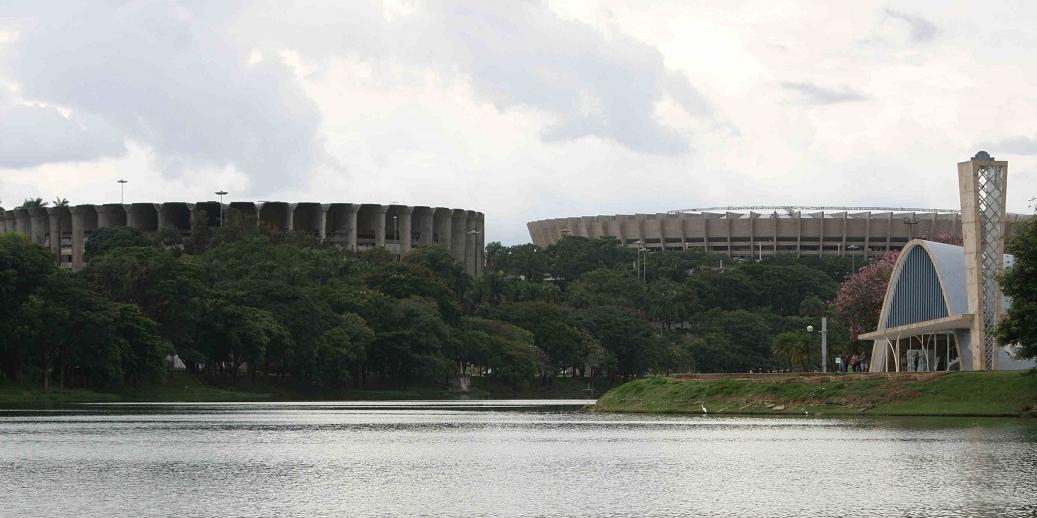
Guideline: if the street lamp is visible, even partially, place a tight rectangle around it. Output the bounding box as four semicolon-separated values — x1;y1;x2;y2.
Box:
214;191;228;227
846;244;861;271
807;317;828;373
903;216;920;239
117;179;128;204
393;215;399;259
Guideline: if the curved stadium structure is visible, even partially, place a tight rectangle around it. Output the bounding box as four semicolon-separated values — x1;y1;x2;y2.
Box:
1;202;485;275
528;206;1031;259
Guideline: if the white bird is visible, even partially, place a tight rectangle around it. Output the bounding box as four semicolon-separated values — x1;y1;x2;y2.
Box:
804;409;810;416
701;404;708;415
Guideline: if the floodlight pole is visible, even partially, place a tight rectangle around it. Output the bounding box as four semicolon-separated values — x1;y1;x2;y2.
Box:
215;191;228;227
117;179;128;203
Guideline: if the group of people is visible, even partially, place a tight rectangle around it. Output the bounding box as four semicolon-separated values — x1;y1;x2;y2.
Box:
834;352;867;373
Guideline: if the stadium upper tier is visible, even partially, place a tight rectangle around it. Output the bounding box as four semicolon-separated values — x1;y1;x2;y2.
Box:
1;202;484;275
527;208;1031;258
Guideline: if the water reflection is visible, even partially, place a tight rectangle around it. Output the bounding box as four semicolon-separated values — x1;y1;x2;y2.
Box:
1;402;1034;517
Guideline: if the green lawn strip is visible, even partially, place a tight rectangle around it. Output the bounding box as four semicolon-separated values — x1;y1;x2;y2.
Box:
596;372;1037;417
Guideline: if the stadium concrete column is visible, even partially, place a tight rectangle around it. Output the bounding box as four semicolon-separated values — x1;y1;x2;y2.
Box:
864;212;872;258
29;208;48;246
398;206;413;255
345;204;360;251
748;212;757;257
419;208;435;246
450;209;466;264
153;204;167;230
374;205;388;248
46;207;62;261
608;217;623;245
70;205;89;271
885;212;893;251
125;204;140;229
817;211;825;257
795;211;802;258
15;209;30;238
286;203;297;232
477;212;485;276
435;208;452;252
465;212;477;274
841;212;848;256
319;204;330;241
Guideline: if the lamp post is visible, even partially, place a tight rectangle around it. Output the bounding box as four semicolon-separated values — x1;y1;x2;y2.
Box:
846;244;860;271
393;215;399;259
468;229;482;273
903;216;920;239
807;317;828;373
215;191;228;227
117;179;127;203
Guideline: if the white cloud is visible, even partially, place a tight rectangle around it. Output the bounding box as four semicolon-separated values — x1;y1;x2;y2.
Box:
2;0;1037;244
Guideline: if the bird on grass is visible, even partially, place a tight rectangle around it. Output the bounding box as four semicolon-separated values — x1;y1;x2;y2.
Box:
701;403;708;415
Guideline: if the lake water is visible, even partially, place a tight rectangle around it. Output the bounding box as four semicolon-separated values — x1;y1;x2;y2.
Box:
1;400;1035;517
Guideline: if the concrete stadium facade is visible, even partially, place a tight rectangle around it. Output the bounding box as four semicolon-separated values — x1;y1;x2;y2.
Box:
0;202;485;275
528;206;1031;259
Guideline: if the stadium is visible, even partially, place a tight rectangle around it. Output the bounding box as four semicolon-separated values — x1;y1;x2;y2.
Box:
527;206;1032;259
1;202;485;275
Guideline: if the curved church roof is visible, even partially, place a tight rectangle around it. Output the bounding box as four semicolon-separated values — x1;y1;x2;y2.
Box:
876;239;1012;331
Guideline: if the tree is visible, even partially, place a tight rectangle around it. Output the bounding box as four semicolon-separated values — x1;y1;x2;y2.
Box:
832;252;898;339
83;227;154;261
17;198;48;208
494;301;585;374
52;197;70;207
998;217;1037;361
545;236;630;282
771;331;812;371
578;305;664;379
686;269;759;311
567;268;644;309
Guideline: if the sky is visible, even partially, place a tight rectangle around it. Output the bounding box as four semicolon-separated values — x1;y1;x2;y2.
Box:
1;1;1036;244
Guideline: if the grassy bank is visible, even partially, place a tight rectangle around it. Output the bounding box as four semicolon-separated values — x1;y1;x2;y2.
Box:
0;372;603;406
595;371;1037;417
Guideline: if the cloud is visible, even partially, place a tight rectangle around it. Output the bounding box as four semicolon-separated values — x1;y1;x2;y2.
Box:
981;136;1037;155
0;2;328;193
884;9;938;42
420;3;709;154
781;82;867;105
244;1;714;155
0;94;125;168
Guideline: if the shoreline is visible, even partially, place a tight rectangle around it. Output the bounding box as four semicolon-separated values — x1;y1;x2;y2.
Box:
593;371;1037;418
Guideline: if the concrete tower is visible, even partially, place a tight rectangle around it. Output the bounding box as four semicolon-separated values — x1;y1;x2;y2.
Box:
957;151;1009;370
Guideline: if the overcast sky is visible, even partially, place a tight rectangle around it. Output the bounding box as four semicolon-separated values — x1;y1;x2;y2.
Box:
2;1;1036;244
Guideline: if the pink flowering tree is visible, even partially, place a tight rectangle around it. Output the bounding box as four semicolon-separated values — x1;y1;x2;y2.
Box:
832;252;899;340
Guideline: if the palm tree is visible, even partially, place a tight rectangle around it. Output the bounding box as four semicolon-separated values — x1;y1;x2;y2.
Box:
18;197;48;209
52;197;70;207
772;332;811;371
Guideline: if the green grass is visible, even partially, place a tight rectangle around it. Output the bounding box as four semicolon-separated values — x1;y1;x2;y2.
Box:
0;372;605;406
595;371;1037;417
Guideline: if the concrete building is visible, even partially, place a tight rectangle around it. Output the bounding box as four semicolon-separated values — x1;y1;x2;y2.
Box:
860;152;1035;372
527;206;1031;259
0;202;485;275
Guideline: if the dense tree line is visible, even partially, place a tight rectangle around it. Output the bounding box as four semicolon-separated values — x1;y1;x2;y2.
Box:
3;214;897;393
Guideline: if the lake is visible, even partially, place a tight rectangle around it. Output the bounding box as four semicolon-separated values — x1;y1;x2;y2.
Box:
1;401;1035;517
